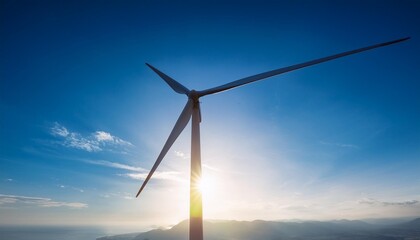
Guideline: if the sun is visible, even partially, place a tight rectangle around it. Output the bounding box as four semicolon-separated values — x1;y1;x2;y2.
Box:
198;175;216;197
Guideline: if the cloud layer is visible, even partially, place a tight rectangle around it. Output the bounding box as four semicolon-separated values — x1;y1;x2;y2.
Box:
0;194;87;208
320;141;359;149
50;122;133;152
359;198;419;207
84;159;146;172
84;159;185;182
125;171;184;182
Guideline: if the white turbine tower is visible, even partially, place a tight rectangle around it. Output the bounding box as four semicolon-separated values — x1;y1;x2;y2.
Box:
136;37;409;240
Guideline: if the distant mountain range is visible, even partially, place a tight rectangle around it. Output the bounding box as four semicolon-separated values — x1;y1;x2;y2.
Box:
97;217;420;240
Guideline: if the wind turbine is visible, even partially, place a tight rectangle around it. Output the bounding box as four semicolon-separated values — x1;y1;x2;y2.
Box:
136;37;409;240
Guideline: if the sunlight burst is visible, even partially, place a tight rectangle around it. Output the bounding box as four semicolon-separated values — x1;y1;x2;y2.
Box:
198;176;216;197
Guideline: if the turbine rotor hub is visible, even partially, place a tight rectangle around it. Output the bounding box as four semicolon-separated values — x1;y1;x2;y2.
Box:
188;90;200;103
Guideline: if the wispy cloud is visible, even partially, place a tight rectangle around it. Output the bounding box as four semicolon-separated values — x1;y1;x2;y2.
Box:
84;159;185;182
57;184;84;193
84;159;146;172
124;171;185;182
203;163;222;172
99;192;135;200
359;198;419;207
0;194;87;208
174;150;189;159
320;141;359;149
49;122;133;152
94;131;133;146
50;123;69;137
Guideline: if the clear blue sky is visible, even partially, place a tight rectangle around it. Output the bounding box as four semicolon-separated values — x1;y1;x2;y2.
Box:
1;0;419;229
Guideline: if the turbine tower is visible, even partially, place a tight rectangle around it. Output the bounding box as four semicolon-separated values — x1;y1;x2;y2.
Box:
136;37;409;240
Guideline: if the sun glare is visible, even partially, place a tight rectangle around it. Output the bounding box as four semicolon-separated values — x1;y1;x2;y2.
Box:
198;176;216;197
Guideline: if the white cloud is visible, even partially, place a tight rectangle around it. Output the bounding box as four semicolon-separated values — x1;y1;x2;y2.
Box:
94;131;133;146
84;159;146;172
203;163;222;172
0;196;18;204
66;132;102;152
83;159;185;183
0;194;87;208
174;150;189;159
49;123;133;152
50;122;69;137
320;141;359;149
100;194;110;198
359;198;419;206
57;185;84;193
98;192;136;200
124;171;185;182
94;131;114;141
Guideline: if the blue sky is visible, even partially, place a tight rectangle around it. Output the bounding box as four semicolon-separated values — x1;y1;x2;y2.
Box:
1;0;419;229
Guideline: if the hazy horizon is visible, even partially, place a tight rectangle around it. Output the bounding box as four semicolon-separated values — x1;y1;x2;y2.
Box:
2;217;420;240
1;215;418;227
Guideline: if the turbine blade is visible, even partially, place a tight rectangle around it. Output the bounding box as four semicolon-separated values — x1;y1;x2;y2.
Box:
136;99;193;197
198;37;410;97
146;63;190;95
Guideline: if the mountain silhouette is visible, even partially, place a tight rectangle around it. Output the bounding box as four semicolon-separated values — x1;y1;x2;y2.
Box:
97;218;420;240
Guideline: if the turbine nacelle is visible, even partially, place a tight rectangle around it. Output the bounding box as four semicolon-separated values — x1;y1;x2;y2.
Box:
188;90;200;100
